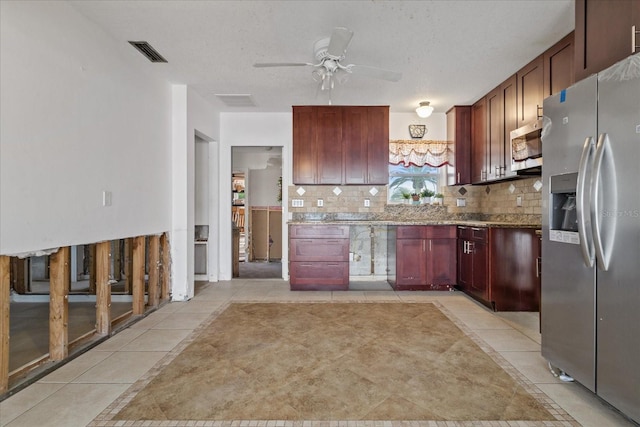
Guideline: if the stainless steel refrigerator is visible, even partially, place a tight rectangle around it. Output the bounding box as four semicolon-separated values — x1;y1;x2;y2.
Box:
541;52;640;424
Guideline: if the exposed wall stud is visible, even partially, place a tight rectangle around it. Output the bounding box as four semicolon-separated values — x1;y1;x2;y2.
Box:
132;236;146;315
147;235;160;308
0;256;10;393
49;247;70;360
95;241;111;335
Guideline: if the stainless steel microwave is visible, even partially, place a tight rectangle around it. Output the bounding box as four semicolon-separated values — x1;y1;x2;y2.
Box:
510;119;543;173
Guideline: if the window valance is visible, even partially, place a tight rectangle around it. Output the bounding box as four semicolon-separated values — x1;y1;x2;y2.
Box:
389;139;451;167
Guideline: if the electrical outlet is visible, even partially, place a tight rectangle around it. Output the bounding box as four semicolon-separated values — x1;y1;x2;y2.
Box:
364;199;370;207
516;195;523;207
317;199;323;207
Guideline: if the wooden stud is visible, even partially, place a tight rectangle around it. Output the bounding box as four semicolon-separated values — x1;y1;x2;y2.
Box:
112;239;122;281
132;236;146;315
10;257;27;294
49;247;69;361
95;241;111;335
147;235;160;308
160;233;170;301
88;244;96;294
123;238;133;294
0;256;10;394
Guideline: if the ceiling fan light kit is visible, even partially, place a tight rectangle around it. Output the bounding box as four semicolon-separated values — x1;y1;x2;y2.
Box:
253;27;402;98
416;101;434;118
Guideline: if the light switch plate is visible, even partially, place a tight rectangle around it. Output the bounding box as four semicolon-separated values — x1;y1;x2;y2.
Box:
317;199;323;207
364;199;370;207
456;198;466;207
516;195;523;207
102;190;112;207
291;199;304;207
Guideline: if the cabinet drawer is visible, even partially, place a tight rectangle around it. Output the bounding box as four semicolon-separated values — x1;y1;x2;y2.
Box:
289;238;349;262
426;225;456;239
289;261;349;288
397;226;426;239
458;226;487;241
289;225;349;239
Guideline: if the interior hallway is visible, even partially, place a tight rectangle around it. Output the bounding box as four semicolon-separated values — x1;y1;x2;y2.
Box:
1;280;635;427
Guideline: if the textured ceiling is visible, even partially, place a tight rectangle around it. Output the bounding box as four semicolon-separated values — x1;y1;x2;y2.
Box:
69;0;575;114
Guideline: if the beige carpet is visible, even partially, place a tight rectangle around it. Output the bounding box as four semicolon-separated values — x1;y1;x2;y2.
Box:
96;302;572;424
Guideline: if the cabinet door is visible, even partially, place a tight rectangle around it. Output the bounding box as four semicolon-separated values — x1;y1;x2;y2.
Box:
490;228;540;311
292;106;317;184
426;238;456;285
470;240;489;301
396;239;426;285
486;86;503;181
501;75;518;179
544;32;575;97
517;55;544;127
446;106;471;185
366;106;390;184
316;107;343;184
343;107;368;184
471;97;487;183
575;0;640;81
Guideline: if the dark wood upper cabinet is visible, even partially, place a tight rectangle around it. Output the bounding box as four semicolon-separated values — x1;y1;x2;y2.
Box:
544;32;575;97
364;106;390;185
343;107;368;184
292;106;317;185
486;86;503;181
293;106;389;185
517;55;544;127
471;97;487;184
501;75;518;179
446;106;471;185
315;107;343;185
575;0;640;82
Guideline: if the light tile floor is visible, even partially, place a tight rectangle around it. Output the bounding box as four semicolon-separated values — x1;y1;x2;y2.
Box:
1;279;636;427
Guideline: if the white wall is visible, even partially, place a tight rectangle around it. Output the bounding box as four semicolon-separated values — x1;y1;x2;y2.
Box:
171;87;219;300
0;1;172;255
248;165;282;207
195;136;209;225
219;113;291;280
389;112;446;140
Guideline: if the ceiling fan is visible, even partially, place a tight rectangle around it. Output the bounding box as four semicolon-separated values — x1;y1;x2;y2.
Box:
254;27;402;97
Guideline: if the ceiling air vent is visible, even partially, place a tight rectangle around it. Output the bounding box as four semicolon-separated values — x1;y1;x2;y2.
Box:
215;94;256;107
128;41;167;63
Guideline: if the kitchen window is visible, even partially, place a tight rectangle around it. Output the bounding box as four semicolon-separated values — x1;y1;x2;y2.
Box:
388;164;440;203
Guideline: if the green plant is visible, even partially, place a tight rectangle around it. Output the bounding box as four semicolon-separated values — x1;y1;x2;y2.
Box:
420;188;435;198
434;193;444;199
401;191;411;200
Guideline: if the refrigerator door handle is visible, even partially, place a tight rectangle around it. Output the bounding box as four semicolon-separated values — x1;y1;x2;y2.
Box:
591;133;616;271
577;136;595;267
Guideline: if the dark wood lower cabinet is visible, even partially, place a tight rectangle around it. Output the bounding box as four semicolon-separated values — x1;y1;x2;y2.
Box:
289;225;349;290
457;226;539;311
490;228;540;311
388;226;456;291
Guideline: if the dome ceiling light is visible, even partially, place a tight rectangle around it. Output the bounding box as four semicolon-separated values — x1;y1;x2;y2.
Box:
416;101;434;118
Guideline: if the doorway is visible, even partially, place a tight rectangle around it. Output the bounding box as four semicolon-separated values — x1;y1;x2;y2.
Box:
231;146;283;279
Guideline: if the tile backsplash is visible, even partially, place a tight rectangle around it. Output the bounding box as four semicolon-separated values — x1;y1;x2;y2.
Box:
288;176;542;223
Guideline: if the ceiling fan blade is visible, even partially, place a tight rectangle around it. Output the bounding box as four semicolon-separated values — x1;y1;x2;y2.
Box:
348;64;402;82
253;62;311;68
327;27;354;57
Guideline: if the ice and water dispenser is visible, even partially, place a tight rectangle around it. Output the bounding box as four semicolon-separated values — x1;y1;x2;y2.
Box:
549;173;580;244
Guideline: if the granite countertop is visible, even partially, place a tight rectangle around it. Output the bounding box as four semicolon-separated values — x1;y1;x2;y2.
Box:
288;206;541;228
288;219;540;228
